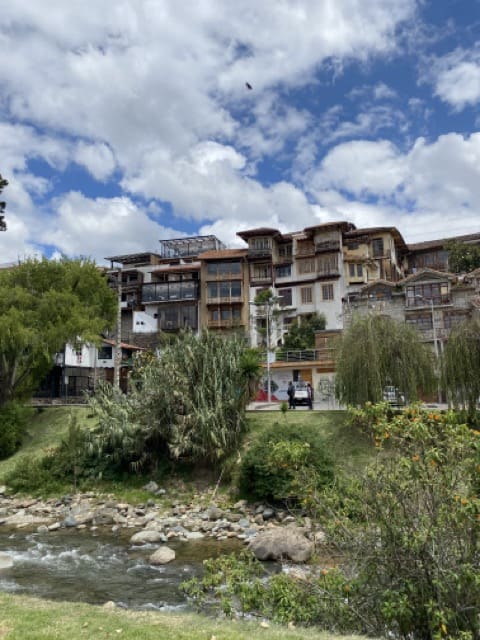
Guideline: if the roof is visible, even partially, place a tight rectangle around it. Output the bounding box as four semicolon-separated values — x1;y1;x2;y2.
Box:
199;248;248;260
407;232;480;252
359;279;397;291
237;227;281;240
303;221;355;234
344;227;408;251
103;338;147;351
399;268;457;284
105;252;162;265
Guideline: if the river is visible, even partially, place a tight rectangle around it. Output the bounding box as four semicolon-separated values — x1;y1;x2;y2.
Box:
0;528;243;611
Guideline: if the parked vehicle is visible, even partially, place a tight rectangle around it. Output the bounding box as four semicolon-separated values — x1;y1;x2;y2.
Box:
383;385;405;407
293;382;310;406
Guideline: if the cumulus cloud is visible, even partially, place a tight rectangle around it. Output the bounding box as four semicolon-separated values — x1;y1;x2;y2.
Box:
73;142;116;181
431;46;480;110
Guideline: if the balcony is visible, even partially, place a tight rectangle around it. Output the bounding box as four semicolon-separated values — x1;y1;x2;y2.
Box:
248;247;272;259
259;348;335;363
315;240;340;253
406;295;451;308
207;295;243;305
142;282;199;303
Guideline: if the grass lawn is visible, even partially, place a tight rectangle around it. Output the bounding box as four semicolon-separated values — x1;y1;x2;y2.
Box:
245;410;373;475
0;593;371;640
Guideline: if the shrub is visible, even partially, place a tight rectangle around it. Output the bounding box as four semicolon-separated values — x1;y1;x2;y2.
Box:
322;405;480;640
238;421;334;504
0;402;33;459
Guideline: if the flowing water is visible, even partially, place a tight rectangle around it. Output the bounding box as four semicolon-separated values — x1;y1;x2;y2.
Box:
0;528;243;611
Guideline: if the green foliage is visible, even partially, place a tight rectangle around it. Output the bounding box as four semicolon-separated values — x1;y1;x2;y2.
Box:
239;348;262;403
238;421;334;504
89;331;250;472
0;402;33;459
0;257;116;407
182;551;360;632
446;240;480;273
335;313;436;406
442;316;480;421
322;404;480;639
282;313;326;350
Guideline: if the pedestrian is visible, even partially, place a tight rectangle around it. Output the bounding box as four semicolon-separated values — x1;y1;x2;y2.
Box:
306;382;313;410
287;381;296;409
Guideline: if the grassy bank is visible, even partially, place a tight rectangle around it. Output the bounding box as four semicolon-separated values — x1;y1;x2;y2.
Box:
0;593;370;640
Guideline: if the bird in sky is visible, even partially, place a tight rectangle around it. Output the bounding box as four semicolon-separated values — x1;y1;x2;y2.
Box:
245;82;253;90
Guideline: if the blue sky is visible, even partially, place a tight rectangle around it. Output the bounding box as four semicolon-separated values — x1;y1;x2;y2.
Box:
0;0;479;264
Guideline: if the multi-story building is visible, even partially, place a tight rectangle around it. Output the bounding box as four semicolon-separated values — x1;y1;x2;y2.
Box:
406;232;480;274
198;248;250;334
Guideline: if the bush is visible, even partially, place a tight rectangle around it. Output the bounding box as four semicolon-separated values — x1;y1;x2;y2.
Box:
323;405;480;639
238;421;334;504
0;402;33;459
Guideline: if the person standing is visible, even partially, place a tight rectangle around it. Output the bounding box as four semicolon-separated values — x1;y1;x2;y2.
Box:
287;381;296;409
306;382;313;410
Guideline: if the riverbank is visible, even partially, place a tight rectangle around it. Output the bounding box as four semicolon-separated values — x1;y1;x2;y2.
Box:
0;592;372;640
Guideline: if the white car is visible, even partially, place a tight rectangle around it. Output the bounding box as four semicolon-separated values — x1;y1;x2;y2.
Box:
294;383;310;406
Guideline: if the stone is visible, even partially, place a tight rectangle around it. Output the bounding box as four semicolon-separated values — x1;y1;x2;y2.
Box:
233;499;247;510
262;508;276;520
130;530;166;544
206;506;223;520
37;525;49;534
248;526;314;563
149;546;175;565
184;531;204;540
0;552;13;570
143;481;159;493
0;486;6;495
238;518;251;529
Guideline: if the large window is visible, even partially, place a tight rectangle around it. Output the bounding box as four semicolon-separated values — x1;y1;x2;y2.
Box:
207;281;242;299
372;237;384;257
298;258;315;274
251;237;270;250
301;286;313;304
406;314;432;330
97;346;113;360
209;306;241;322
406;282;450;306
252;264;271;280
318;254;338;275
278;243;292;258
322;284;334;300
275;264;292;278
207;261;241;276
278;288;292;306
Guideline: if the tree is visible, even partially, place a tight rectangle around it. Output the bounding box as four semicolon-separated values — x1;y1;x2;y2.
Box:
335;313;436;406
0;257;117;407
89;331;251;470
282;313;326;350
446;240;480;273
0;173;8;231
442;316;480;421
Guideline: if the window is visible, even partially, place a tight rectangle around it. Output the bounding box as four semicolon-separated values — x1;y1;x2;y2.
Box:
322;284;334;300
207;261;241;276
275;264;291;278
406;315;432;330
298;258;315;274
278;288;292;306
251;237;270;250
372;238;384;257
207;281;242;299
444;312;467;329
318;254;338;275
252;264;271;280
98;346;113;360
406;282;450;306
301;286;313;304
278;243;292;258
357;264;363;277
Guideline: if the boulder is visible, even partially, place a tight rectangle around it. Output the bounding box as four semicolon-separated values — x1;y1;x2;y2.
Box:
130;530;166;544
248;526;314;563
0;552;13;570
149;546;175;565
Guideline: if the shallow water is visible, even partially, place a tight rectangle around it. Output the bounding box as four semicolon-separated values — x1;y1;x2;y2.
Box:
0;528;243;611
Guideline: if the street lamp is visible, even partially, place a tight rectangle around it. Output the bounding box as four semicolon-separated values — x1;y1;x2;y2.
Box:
249;295;280;403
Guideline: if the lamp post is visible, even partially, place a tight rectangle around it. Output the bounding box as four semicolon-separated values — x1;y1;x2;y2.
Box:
250;295;279;403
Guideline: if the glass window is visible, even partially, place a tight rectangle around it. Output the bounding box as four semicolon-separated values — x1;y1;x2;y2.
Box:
372;238;384;257
322;284;334;300
298;258;315;274
253;264;270;279
356;264;363;277
98;346;112;360
252;237;270;250
349;264;355;277
275;264;292;278
278;288;292;306
301;287;313;304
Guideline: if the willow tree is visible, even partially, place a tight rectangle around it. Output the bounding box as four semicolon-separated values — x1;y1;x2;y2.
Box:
442;316;480;420
335;313;436;406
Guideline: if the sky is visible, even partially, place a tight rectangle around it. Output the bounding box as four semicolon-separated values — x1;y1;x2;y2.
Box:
0;0;479;264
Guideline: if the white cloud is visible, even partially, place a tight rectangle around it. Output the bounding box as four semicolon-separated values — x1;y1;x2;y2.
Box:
306;132;480;241
431;47;480;110
39;192;182;262
74;142;116;181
